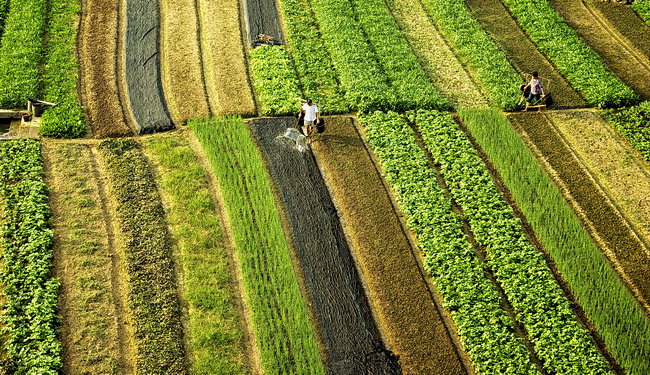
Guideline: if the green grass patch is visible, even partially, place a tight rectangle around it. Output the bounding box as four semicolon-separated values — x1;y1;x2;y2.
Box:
188;116;324;375
458;108;650;375
603;101;650;161
144;135;249;374
249;45;302;116
633;0;650;26
0;0;10;41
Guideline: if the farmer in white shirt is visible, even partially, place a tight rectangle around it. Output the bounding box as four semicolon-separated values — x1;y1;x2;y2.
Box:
298;99;320;143
521;71;545;112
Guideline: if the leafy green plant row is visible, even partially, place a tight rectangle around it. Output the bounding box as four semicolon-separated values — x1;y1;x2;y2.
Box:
604;101;650;161
358;111;537;375
144;136;249;374
458;108;650;375
633;0;650;26
0;0;47;108
411;110;610;374
249;45;302;116
0;0;10;41
420;0;522;110
0;139;61;374
188;117;324;375
275;0;348;113
499;0;638;108
98;139;186;374
39;0;86;138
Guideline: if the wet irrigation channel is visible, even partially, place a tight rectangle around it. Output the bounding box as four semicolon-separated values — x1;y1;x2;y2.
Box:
249;118;400;375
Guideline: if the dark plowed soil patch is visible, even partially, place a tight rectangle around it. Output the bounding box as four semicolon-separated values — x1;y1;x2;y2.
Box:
311;117;469;375
124;0;174;133
465;0;585;109
549;0;650;100
79;0;132;137
509;112;650;313
249;118;400;375
242;0;283;45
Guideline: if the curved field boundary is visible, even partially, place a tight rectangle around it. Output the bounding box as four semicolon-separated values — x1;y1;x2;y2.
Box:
605;101;650;161
464;0;585;109
249;117;400;374
198;0;256;116
123;0;174;134
311;117;470;374
78;0;132;137
159;0;210;124
241;0;283;45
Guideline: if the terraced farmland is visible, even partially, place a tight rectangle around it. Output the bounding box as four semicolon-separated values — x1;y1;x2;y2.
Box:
1;0;649;373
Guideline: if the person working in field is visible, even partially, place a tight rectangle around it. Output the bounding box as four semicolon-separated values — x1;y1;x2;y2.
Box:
521;71;546;112
298;99;320;144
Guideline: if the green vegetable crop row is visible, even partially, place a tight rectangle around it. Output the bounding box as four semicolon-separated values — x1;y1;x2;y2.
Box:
189;117;324;375
499;0;638;108
98;139;187;374
358;111;537;375
275;0;348;113
458;108;650;375
0;139;61;374
411;110;610;374
249;45;302;116
604;101;650;161
39;0;86;138
420;0;522;110
633;0;650;26
0;0;47;108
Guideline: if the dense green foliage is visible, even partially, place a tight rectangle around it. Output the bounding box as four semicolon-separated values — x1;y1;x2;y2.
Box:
411;110;609;374
0;0;47;108
359;111;537;375
249;45;302;116
632;0;650;26
459;108;650;375
39;0;86;138
276;0;348;113
500;0;638;108
0;140;61;374
420;0;521;110
604;101;650;161
0;0;10;41
98;139;187;374
144;136;249;374
189;117;324;375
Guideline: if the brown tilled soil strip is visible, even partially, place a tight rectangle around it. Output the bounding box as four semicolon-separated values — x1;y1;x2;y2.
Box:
78;0;132;137
509;112;650;316
465;0;585;109
549;0;650;100
311;117;471;375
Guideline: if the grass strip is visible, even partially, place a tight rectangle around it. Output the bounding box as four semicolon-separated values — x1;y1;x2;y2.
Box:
459;108;650;375
275;0;348;113
98;139;186;374
499;0;638;108
419;0;521;110
0;139;61;374
188;117;324;375
249;45;302;116
358;111;537;375
144;135;249;374
0;0;47;108
633;0;650;26
604;101;650;161
39;0;86;138
411;110;610;374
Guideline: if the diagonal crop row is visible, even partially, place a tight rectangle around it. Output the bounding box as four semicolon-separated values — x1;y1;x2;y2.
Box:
410;110;610;374
633;0;650;26
189;117;324;375
358;111;537;375
0;0;47;108
604;101;650;161
275;0;348;113
419;0;521;110
98;139;186;374
0;140;61;374
39;0;86;138
459;108;650;375
249;45;302;116
499;0;638;108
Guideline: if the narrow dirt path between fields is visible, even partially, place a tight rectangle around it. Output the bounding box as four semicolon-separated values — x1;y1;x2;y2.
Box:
311;117;471;375
465;0;585;109
549;0;650;100
509;112;650;316
78;0;132;137
249;118;400;374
